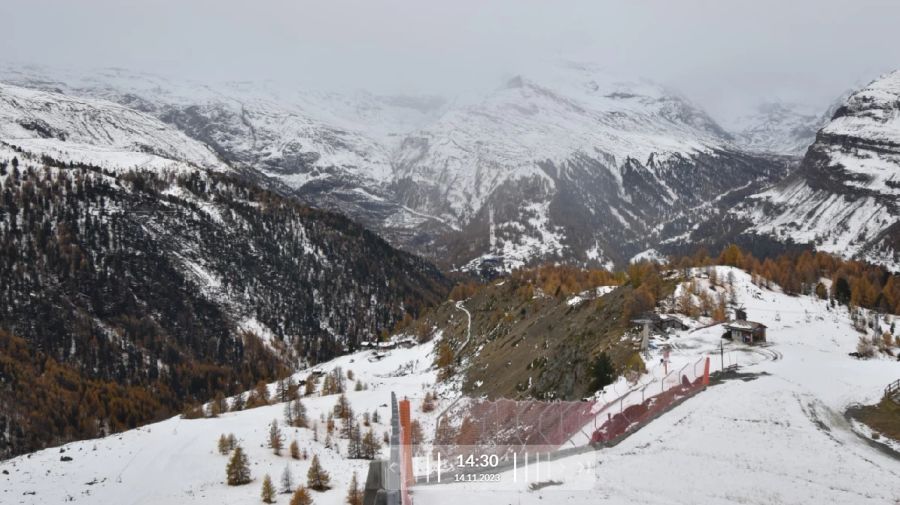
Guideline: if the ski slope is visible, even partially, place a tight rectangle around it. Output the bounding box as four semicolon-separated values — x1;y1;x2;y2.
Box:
0;342;444;505
418;268;900;504
2;268;899;505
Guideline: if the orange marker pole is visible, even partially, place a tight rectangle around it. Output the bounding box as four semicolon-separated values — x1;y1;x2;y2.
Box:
399;398;413;487
703;356;710;387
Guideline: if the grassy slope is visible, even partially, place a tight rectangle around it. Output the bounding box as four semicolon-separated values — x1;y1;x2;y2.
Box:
410;277;677;400
854;396;900;442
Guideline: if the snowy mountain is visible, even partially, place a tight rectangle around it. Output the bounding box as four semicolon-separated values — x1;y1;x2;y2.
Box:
0;63;790;271
391;66;791;270
736;71;900;269
0;81;227;173
730;101;825;155
2;266;898;505
0;65;447;244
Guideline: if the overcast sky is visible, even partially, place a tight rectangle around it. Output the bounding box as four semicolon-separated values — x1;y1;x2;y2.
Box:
2;0;898;123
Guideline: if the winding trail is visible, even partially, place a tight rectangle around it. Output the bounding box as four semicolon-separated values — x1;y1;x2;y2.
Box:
454;300;473;353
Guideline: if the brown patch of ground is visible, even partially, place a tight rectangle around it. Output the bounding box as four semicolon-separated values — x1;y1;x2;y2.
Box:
409;274;677;400
852;397;900;443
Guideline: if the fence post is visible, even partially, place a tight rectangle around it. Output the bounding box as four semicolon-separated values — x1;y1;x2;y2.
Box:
399;399;413;486
703;357;710;386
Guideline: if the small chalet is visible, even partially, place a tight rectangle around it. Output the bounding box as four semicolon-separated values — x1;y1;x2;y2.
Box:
658;314;689;332
396;336;417;349
631;313;689;333
723;320;767;344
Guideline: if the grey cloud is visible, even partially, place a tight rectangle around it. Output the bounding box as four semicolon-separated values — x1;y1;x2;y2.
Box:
2;0;898;122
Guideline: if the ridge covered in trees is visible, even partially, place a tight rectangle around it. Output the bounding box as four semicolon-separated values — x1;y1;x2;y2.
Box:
615;244;900;324
677;245;900;315
0;149;448;458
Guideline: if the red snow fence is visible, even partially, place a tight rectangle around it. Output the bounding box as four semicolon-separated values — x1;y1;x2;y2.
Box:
591;357;709;444
432;397;597;467
430;357;709;464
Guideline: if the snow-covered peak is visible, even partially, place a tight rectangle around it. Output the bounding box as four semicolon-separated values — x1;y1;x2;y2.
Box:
823;70;900;146
736;70;900;270
0;63;446;150
394;67;735;225
503;62;732;141
730;101;823;155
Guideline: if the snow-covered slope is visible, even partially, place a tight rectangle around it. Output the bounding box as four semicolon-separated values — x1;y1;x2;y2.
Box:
3;267;898;505
394;67;730;226
0;341;443;505
422;267;900;504
0;146;448;459
737;71;900;269
730;101;825;155
0;63;788;271
0;82;227;173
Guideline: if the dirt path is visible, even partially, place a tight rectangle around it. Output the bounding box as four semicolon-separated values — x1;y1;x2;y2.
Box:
454;300;472;353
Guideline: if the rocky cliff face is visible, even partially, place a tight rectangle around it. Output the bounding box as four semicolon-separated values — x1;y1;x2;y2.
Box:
735;71;900;269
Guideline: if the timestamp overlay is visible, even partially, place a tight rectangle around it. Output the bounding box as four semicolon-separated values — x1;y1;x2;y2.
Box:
407;444;599;491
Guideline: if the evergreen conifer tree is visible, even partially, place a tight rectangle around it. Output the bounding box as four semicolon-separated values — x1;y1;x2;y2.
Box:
269;419;284;455
284;401;294;426
290;399;308;428
347;423;362;459
226;446;251;486
289;486;313;505
306;454;331;491
275;378;288;403
361;428;381;460
217;434;230;455
231;392;245;411
346;472;362;505
261;474;276;503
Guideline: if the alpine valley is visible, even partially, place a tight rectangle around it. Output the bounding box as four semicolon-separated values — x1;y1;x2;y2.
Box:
1;60;900;466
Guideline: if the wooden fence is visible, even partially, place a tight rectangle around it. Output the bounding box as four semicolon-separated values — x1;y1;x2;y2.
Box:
885;379;900;405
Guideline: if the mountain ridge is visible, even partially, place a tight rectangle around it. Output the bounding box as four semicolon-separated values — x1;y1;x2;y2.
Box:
0;64;792;271
735;70;900;270
0;142;449;458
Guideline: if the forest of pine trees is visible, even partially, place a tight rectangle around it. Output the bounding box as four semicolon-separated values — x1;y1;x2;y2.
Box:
0;150;448;458
616;244;900;324
680;244;900;315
